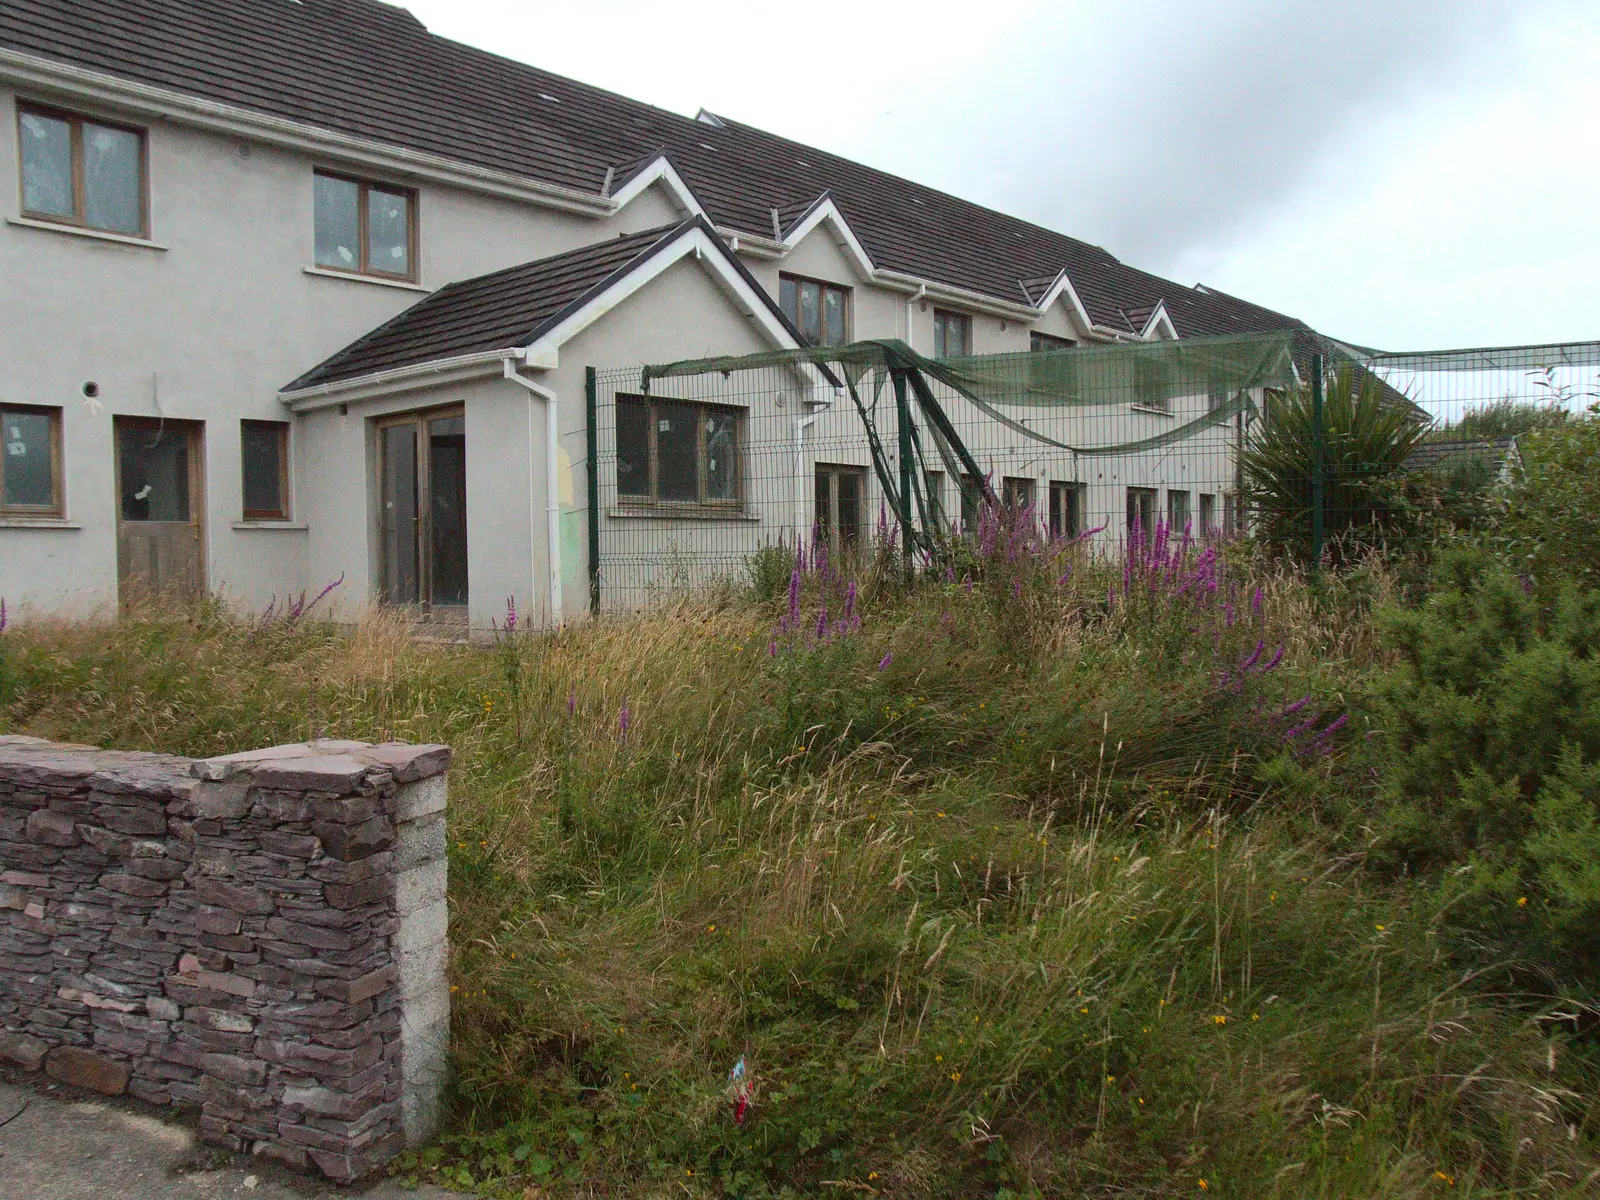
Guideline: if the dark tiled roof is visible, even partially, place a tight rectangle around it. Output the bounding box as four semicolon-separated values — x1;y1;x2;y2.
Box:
1401;436;1519;476
286;222;692;391
1;0;1326;344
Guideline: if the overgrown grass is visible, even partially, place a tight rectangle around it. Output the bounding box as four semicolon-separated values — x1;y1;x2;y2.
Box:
1;545;1596;1198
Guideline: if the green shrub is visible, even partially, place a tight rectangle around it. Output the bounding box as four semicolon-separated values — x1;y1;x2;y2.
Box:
1241;365;1428;564
1498;411;1600;590
1376;550;1600;980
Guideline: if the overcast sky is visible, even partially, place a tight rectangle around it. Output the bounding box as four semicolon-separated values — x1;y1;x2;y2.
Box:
403;0;1597;351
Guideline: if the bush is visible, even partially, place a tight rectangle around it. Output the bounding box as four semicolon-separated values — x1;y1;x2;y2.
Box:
1497;411;1600;590
1241;364;1428;564
1375;550;1600;982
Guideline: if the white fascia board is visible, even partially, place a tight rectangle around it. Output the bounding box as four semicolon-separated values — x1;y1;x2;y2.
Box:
521;226;802;370
1141;303;1179;341
780;198;876;278
1033;270;1095;336
0;48;617;218
872;269;1042;321
605;155;706;219
280;351;510;411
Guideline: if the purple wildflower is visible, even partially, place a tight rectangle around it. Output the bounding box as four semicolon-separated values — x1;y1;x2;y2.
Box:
0;597;7;634
1251;587;1264;620
505;595;518;633
788;565;802;627
815;605;828;640
877;652;893;671
567;691;577;717
768;639;777;657
1280;693;1312;717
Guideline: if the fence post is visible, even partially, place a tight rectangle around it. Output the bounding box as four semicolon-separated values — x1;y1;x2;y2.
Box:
1310;352;1326;573
585;366;600;614
892;368;914;575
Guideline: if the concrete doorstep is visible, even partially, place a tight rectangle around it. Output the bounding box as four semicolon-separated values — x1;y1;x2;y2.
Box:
0;1071;465;1200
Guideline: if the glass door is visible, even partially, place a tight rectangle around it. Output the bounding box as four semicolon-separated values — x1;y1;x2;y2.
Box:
378;409;466;613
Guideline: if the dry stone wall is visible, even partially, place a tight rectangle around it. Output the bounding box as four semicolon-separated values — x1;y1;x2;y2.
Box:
0;735;450;1181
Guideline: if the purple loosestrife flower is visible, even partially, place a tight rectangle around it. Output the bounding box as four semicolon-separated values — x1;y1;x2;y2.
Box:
1259;646;1284;674
505;595;518;634
1251;587;1264;621
963;575;974;595
1315;713;1349;742
1237;641;1264;674
1280;694;1313;718
1224;602;1236;628
877;652;893;671
768;639;777;657
944;563;956;584
567;691;577;717
815;605;828;640
788;565;802;628
1012;577;1023;599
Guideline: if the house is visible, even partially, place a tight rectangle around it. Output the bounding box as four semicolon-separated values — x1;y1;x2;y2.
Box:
1;0;1318;631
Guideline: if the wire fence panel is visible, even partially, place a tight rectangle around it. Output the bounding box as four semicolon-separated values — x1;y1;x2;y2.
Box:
587;337;1600;609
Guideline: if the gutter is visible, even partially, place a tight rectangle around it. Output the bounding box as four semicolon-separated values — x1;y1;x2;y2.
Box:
502;357;564;628
279;350;510;410
0;49;621;218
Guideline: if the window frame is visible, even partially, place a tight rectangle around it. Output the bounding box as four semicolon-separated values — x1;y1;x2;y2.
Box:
0;403;65;517
1167;488;1191;532
312;169;420;282
16;102;150;237
614;394;745;510
778;273;851;346
933;309;973;359
1126;486;1158;539
1048;480;1083;539
240;419;290;521
1001;476;1035;516
814;462;868;553
1030;331;1076;352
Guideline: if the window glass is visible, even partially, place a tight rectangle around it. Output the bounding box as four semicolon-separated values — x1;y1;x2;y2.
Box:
368;186;411;276
655;402;699;502
779;277;799;326
823;288;846;346
704;410;738;501
314;174;361;270
19;111;73;219
241;422;285;517
1168;489;1191;531
1126;487;1156;538
428;415;468;607
1198;493;1216;537
2;409;55;508
1003;476;1034;513
616;399;651;498
799;280;821;343
82;122;142;234
934;311;971;358
119;427;190;522
835;469;862;545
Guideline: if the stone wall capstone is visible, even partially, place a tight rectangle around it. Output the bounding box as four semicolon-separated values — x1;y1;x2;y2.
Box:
0;735;450;1181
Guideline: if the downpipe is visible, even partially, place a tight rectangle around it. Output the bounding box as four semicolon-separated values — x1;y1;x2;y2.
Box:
502;358;564;626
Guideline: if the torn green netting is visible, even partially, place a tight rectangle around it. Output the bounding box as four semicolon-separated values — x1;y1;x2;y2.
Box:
639;332;1296;553
640;332;1296;456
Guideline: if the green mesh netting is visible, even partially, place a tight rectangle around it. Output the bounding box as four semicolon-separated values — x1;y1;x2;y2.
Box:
639;332;1297;553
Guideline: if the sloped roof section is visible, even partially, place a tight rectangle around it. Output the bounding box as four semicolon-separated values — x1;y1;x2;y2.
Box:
286;223;681;391
2;0;1317;341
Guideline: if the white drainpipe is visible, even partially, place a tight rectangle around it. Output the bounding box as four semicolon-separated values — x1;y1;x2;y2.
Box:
904;283;926;346
501;358;563;626
794;381;840;541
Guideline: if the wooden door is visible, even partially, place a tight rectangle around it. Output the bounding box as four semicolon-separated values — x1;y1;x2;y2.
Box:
377;408;466;618
115;417;205;604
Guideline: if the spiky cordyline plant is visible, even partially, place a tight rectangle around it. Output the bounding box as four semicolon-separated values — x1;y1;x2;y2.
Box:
1241;364;1429;564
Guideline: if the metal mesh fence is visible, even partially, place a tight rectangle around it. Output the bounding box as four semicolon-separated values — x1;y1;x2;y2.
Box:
583;336;1600;611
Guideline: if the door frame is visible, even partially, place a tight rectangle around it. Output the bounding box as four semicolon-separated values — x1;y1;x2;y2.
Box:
375;405;465;614
112;415;207;603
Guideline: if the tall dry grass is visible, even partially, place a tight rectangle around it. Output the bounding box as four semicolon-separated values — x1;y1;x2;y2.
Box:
0;541;1593;1198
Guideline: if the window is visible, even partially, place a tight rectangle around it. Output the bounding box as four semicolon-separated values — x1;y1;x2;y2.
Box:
616;395;742;507
959;473;984;533
815;464;866;552
1002;476;1035;515
1030;331;1076;352
1126;487;1157;539
314;171;416;279
1223;493;1239;536
933;310;972;358
1048;481;1083;539
241;420;289;520
17;105;146;236
779;275;849;345
1198;493;1217;538
922;469;946;527
1167;488;1190;532
1;405;63;515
